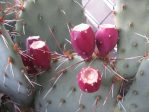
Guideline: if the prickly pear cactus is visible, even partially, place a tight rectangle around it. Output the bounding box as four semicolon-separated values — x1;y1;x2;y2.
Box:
0;24;33;106
114;0;149;77
115;58;149;112
2;0;146;111
35;55;122;112
16;0;85;51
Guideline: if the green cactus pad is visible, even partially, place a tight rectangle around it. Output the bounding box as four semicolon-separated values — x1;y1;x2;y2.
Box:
114;0;149;77
115;58;149;112
0;25;33;106
16;0;85;51
35;55;121;112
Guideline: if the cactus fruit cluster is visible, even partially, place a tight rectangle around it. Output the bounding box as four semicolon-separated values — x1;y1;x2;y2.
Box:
0;0;149;112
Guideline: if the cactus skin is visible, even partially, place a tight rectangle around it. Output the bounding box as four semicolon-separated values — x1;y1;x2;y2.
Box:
115;58;149;112
35;55;121;112
0;25;33;106
16;0;85;51
114;0;149;77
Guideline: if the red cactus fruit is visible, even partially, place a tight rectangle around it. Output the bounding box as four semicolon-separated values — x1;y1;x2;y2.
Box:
29;40;51;70
70;23;95;60
21;52;37;75
77;67;102;93
26;36;41;53
95;24;118;57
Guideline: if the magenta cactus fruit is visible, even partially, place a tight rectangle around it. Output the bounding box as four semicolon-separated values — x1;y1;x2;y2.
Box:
95;24;118;57
77;67;102;93
29;40;51;70
21;36;47;74
26;36;41;53
21;52;37;75
70;23;95;59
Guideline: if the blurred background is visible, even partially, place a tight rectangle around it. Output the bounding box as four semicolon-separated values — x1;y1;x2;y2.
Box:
82;0;115;29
